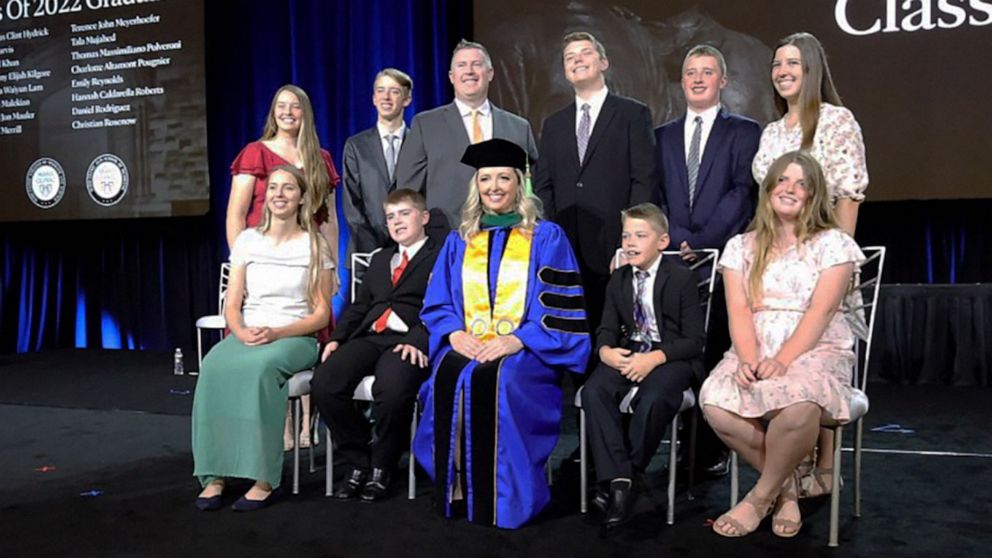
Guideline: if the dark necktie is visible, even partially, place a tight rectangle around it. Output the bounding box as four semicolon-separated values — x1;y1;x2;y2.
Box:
373;250;409;333
687;115;703;210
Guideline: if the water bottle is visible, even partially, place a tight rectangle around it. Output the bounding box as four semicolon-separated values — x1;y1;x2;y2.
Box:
173;348;184;375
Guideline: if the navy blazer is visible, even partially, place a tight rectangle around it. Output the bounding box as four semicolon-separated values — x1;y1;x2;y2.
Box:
595;257;706;382
655;108;761;250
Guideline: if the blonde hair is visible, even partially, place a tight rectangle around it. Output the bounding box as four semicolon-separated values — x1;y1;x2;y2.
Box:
260;85;331;223
773;33;843;150
746;151;837;302
621;203;669;235
258;164;329;308
458;168;541;239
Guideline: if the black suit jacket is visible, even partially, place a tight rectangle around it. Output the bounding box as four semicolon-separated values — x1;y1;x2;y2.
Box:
596;257;706;382
655;108;761;250
534;93;658;276
329;236;440;352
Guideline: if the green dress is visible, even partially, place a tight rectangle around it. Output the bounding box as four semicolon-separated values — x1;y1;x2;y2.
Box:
191;229;329;488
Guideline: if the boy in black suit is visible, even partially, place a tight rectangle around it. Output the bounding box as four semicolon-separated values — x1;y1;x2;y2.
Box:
311;189;439;502
582;203;705;528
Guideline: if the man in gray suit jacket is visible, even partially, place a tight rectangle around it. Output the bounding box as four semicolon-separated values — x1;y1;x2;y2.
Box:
395;40;538;228
341;68;413;260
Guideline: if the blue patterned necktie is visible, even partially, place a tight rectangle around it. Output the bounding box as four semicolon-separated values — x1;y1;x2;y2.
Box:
632;269;651;353
687;115;703;210
577;103;591;163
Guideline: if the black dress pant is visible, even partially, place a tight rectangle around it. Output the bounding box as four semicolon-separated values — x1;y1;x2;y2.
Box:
582;359;694;482
310;332;430;470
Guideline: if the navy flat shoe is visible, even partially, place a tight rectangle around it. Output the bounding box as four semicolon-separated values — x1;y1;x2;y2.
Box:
231;488;281;512
194;495;223;511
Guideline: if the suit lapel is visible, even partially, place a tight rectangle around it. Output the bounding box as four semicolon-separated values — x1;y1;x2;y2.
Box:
620;265;635;333
671;116;689;195
581;94;617;168
444;102;472;148
564;103;580;167
362;128;391;184
695;108;729;199
652;258;671;329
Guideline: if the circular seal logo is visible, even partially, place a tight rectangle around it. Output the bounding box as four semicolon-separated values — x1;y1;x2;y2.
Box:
495;319;515;336
25;157;67;209
470;318;488;337
86;153;129;206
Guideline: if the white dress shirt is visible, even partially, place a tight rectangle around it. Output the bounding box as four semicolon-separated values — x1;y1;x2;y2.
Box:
454;98;492;142
683;104;721;164
376;121;406;168
575;86;609;135
631;254;663;343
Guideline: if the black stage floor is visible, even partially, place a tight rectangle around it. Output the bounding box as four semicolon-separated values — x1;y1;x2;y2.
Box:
1;350;990;558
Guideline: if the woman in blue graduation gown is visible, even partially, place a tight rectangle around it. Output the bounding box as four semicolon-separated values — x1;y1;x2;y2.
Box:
413;139;591;529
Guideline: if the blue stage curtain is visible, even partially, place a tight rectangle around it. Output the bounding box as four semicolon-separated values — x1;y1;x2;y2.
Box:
0;0;472;355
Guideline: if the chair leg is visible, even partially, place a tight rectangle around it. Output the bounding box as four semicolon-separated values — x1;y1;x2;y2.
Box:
332;422;334;496
579;407;588;514
308;409;317;473
666;413;679;525
292;397;301;495
687;408;698;501
829;426;843;547
196;328;204;371
408;401;418;500
854;418;863;518
730;451;739;507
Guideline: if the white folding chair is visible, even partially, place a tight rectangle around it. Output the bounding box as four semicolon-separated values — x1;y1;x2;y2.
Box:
324;249;419;500
728;246;886;547
577;248;719;524
193;263;231;372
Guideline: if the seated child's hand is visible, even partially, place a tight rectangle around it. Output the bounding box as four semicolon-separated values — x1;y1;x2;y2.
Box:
599;346;632;370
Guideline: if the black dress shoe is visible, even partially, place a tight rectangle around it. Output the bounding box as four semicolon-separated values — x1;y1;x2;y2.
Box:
194;494;222;511
603;479;638;529
359;468;392;502
591;486;609;514
702;453;731;479
333;468;368;500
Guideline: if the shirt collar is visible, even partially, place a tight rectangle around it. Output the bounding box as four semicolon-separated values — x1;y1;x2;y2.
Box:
454;98;491;117
399;236;428;260
634;252;663;278
376;121;405;140
575;86;609;112
686;103;721;124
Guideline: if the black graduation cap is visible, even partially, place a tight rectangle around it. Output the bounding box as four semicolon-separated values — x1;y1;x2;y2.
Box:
460;138;531;171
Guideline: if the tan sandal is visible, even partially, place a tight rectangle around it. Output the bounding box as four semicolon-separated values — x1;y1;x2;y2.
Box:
773;472;802;538
800;467;842;499
713;490;776;537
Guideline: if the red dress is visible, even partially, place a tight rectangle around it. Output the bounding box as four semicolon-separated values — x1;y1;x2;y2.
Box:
230;141;341;227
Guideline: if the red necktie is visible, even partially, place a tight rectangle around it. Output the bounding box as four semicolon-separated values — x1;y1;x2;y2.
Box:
373;251;409;333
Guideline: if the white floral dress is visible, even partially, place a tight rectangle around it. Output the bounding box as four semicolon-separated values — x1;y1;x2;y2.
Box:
752;103;868;203
700;229;865;422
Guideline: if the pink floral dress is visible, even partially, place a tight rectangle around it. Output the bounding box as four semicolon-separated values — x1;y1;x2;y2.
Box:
700;229;865;422
752;103;868;203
